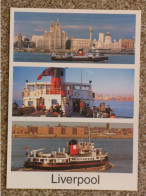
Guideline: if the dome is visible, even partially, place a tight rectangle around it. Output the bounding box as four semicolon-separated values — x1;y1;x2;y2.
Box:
106;32;111;37
105;32;112;44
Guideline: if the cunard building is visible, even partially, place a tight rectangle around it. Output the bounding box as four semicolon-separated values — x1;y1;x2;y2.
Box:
31;20;66;50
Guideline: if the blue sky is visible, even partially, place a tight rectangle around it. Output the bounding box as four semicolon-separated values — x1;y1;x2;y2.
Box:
14;12;136;41
13;67;134;100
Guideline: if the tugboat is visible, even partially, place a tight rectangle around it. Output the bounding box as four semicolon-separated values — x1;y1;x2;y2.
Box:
51;49;108;62
24;138;109;171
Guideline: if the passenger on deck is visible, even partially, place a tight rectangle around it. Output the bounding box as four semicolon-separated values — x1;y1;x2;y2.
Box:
54;103;60;113
105;105;112;116
82;101;86;115
80;101;83;115
65;102;72;117
21;104;25;108
49;105;54;112
12;101;18;110
97;105;101;112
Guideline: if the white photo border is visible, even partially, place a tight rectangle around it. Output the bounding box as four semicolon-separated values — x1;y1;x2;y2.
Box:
7;8;141;191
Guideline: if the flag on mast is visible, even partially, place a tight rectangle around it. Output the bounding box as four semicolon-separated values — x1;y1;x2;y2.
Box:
23;147;28;150
37;67;54;80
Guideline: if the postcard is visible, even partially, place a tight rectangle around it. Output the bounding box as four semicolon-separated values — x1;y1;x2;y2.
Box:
7;8;141;191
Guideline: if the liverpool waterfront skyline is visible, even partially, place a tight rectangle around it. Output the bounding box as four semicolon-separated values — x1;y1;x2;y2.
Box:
14;12;136;41
13;67;134;101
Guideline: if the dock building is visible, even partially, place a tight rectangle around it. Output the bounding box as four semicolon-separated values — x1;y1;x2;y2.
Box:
14;20;135;52
31;20;66;50
12;124;133;138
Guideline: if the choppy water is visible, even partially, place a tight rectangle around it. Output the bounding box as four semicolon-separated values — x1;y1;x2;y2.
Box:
12;138;133;173
14;52;135;64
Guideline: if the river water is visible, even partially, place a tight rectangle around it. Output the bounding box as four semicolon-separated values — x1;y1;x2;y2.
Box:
94;101;133;118
14;100;134;118
12;138;133;173
14;52;135;64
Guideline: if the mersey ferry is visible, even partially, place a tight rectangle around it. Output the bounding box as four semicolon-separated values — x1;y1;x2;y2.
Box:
13;67;116;118
51;48;108;62
24;137;109;171
18;67;96;117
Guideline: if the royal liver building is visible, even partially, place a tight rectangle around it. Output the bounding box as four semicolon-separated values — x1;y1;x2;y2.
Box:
31;20;66;50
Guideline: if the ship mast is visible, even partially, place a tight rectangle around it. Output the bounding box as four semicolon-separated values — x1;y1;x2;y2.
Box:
88;124;91;143
81;68;82;88
35;68;37;90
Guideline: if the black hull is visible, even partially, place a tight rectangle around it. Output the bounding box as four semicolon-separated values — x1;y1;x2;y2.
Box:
51;56;108;62
24;160;109;171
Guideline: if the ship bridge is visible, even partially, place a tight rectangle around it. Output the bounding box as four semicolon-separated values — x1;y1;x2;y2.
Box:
22;81;95;114
66;82;94;100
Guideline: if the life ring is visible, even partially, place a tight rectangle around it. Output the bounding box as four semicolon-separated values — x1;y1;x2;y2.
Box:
75;92;80;97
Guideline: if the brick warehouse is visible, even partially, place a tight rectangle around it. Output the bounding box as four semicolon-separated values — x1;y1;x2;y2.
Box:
12;124;133;138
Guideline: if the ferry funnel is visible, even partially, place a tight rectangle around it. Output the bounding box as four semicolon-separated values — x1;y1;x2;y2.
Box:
50;68;66;96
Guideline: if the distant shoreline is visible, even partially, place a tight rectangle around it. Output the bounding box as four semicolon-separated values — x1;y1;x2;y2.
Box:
14;49;135;56
94;99;134;102
12;135;133;139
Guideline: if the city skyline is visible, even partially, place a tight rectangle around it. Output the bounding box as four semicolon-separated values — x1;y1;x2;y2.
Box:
14;12;136;41
12;121;133;129
13;67;134;101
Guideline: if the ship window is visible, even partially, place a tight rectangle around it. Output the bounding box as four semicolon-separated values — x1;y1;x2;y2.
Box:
60;70;64;76
52;99;57;105
28;101;33;106
74;86;80;90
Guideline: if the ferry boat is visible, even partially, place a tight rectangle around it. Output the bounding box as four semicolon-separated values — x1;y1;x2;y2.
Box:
24;138;109;171
13;67;116;118
51;49;108;62
20;67;95;116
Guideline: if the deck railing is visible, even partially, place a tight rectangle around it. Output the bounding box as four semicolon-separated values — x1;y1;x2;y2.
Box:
23;85;66;97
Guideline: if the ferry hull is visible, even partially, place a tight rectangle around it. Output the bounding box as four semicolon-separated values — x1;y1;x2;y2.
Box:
51;56;108;62
24;160;109;171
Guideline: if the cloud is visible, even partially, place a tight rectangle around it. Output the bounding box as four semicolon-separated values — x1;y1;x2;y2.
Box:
62;25;90;30
15;20;49;26
34;28;46;32
103;25;115;30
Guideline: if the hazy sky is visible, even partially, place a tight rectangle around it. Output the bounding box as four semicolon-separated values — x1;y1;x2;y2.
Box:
14;12;136;41
13;67;134;101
